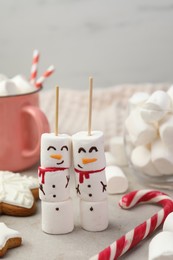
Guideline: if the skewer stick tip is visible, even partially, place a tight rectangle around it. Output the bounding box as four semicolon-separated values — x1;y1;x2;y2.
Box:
55;86;59;136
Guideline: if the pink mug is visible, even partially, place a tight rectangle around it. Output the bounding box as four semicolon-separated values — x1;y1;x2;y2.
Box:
0;89;50;171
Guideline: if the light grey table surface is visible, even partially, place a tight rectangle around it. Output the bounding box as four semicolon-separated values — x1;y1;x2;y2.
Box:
1;164;172;260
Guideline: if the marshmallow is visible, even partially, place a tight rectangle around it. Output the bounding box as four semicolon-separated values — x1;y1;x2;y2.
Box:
128;92;150;112
41;133;71;168
72;131;107;202
151;139;173;175
148;231;173;260
159;114;173;150
11;75;36;94
140;90;171;123
167;85;173;110
105;152;116;166
41;199;74;234
0;80;18;96
163;212;173;232
109;136;128;166
80;199;108;231
0;74;8;82
125;109;157;146
131;145;162;176
105;166;128;194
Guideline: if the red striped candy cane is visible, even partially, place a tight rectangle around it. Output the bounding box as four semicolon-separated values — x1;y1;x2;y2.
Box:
90;189;173;260
30;49;40;85
35;65;55;88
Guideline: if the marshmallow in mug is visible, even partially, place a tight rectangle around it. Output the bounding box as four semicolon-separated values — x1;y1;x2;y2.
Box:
80;199;108;232
0;75;36;97
39;133;71;201
41;199;74;234
105;166;128;194
148;231;173;260
151;138;173;175
72;131;107;202
125;109;157;146
140;90;171;123
131;145;162;177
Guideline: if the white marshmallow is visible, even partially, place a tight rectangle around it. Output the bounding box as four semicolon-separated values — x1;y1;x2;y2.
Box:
128;92;150;112
105;152;116;166
163;212;173;232
159;114;173;150
148;231;173;260
140;90;171;123
72;131;107;202
109;136;128;166
105;166;128;194
38;169;70;202
125;109;157;146
41;133;71;168
80;199;108;231
151;139;173;175
41;199;74;234
167;85;173;110
11;74;36;94
0;80;18;96
131;145;162;176
0;74;8;82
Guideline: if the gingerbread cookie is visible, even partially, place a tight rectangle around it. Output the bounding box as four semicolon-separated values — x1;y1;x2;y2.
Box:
0;223;22;257
0;171;39;216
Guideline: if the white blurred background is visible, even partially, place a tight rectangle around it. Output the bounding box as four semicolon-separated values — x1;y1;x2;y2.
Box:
0;0;173;90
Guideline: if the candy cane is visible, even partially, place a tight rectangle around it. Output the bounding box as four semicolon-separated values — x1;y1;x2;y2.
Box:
30;49;40;85
90;189;173;260
35;65;55;88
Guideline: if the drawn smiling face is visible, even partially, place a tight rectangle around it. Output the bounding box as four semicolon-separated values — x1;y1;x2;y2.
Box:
41;133;71;168
72;131;106;171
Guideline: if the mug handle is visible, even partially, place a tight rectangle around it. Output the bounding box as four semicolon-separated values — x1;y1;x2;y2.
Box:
21;105;50;158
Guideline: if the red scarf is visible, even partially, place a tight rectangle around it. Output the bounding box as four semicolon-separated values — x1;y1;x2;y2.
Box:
38;166;68;184
74;167;105;183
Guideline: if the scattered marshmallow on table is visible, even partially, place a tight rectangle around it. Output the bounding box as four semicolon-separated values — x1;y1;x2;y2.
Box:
140;90;171;123
125;108;157;146
38;133;74;234
163;212;173;232
151;138;173;175
72;130;108;231
148;231;173;260
131;145;162;177
105;166;128;194
109;136;128;166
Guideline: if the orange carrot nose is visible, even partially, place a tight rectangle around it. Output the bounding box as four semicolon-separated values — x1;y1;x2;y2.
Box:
82;158;97;164
50;154;62;160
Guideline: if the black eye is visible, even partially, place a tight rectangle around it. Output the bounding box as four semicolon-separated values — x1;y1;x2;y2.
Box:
89;146;98;153
47;146;56;151
61;145;68;151
78;147;86;153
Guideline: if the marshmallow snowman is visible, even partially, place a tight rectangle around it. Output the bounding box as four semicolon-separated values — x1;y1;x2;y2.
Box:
38;133;74;234
72;130;108;231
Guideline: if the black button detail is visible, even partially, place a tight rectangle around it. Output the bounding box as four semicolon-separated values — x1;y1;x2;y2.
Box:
56;208;59;211
90;207;93;211
52;185;56;188
53;195;56;198
89;193;92;197
88;185;91;188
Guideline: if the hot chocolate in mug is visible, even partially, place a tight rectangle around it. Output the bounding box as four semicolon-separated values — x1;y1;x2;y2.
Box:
0;88;50;171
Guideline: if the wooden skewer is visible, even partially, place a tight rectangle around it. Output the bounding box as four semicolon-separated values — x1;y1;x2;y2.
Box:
55;86;59;136
88;77;93;136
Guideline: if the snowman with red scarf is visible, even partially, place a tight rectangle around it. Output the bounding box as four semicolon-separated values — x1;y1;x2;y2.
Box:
72;130;108;231
38;133;74;234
